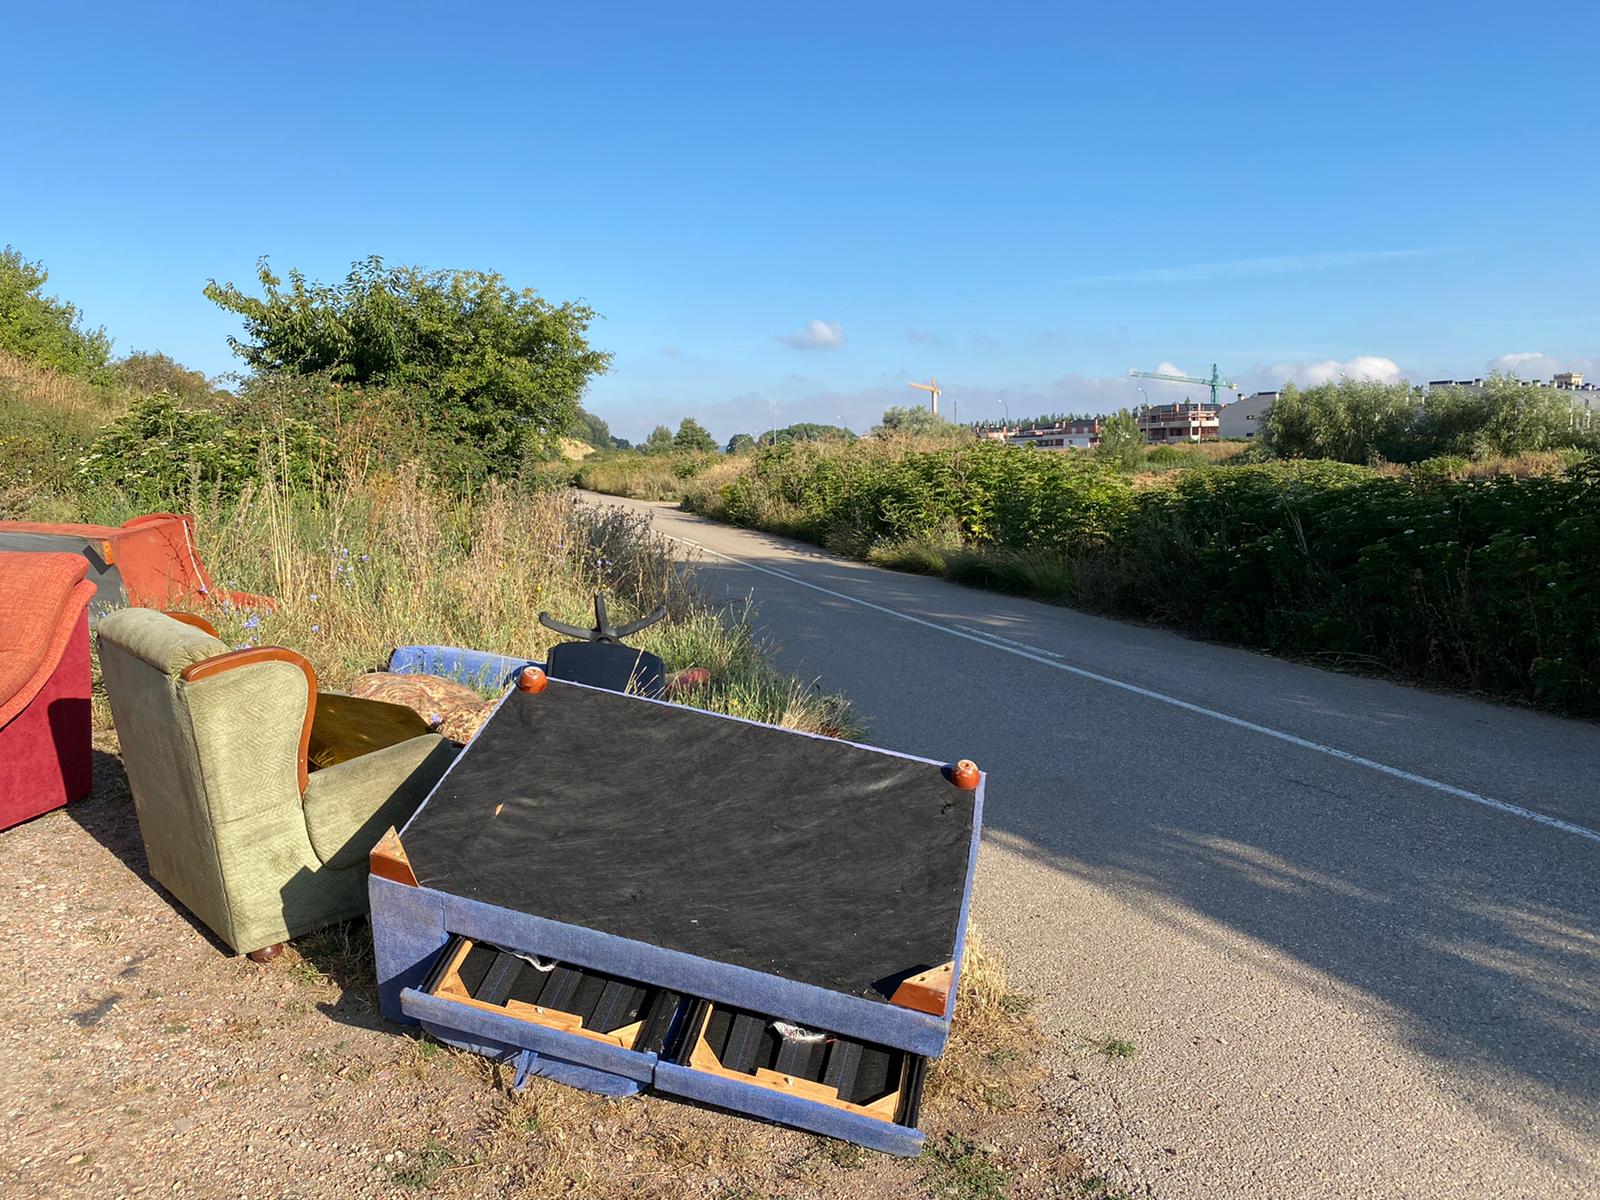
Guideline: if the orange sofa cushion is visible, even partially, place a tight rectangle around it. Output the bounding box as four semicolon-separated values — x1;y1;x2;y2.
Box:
0;552;97;728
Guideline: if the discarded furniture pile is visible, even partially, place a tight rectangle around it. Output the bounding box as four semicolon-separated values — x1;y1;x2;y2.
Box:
0;552;96;831
16;570;980;1154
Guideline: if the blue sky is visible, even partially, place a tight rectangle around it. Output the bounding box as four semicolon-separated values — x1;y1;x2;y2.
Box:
5;2;1597;443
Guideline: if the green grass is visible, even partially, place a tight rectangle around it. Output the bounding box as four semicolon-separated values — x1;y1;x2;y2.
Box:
923;1133;1012;1200
389;1139;476;1189
1092;1037;1138;1061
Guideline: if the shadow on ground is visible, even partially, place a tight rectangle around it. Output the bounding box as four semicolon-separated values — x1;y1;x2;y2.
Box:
68;745;393;1034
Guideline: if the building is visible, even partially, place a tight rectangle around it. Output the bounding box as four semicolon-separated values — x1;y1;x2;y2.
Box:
1554;371;1585;389
1137;402;1219;443
1007;417;1101;450
1218;391;1278;439
977;417;1102;449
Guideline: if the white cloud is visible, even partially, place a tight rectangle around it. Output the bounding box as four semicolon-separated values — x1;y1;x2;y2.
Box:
1262;355;1405;387
1486;351;1595;379
1066;248;1442;285
777;319;845;351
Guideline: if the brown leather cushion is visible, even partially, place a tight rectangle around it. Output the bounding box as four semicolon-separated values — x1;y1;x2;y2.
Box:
348;672;494;746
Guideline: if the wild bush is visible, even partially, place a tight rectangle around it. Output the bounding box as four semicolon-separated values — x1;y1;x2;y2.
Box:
77;392;336;506
205;256;611;481
0;247;112;378
661;434;1600;715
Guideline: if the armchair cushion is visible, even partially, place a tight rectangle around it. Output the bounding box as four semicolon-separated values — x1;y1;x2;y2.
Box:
303;734;456;870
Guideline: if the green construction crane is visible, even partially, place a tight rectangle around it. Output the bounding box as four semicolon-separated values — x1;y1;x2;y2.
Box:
1130;363;1236;407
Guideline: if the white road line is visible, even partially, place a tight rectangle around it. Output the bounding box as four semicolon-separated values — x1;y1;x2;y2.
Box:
663;528;1600;847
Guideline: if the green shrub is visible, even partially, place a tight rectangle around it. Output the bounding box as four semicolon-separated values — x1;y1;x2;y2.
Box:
204;256;611;482
0;247;112;378
77;392;336;506
677;436;1600;716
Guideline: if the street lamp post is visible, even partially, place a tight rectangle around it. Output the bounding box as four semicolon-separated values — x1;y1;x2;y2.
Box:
997;399;1010;432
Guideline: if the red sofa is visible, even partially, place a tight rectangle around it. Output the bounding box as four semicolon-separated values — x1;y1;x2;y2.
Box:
0;512;272;615
1;552;97;830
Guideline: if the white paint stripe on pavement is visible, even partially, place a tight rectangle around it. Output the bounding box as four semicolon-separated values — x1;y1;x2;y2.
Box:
665;530;1600;847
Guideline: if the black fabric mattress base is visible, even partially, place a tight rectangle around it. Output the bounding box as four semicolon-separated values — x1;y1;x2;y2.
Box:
401;679;979;1005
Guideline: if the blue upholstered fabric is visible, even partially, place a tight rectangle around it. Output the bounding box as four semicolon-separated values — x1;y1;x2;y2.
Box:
412;1022;644;1098
400;988;658;1085
437;888;952;1058
652;1063;923;1156
512;1048;643;1097
942;773;986;1020
369;875;449;1024
386;645;543;691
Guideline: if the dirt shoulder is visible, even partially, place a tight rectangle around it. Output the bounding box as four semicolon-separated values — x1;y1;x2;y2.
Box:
1;735;1093;1199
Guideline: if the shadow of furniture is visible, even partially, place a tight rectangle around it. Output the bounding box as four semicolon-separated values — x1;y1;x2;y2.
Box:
1;551;96;830
96;608;456;960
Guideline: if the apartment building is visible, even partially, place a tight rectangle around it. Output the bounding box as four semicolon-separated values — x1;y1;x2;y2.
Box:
1218;391;1278;439
1137;402;1219;443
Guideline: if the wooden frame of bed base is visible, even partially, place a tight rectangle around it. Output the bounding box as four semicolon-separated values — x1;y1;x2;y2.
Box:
682;1004;908;1123
426;936;649;1050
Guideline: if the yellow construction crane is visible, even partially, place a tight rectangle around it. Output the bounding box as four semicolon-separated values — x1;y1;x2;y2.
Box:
908;377;941;417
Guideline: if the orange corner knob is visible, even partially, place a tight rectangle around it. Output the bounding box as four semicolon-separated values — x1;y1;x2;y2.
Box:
516;666;548;694
951;759;980;789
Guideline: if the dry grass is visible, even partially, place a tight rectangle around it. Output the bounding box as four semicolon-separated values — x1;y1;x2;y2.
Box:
575;452;714;500
1369;448;1587;480
0;347;126;419
100;467;863;738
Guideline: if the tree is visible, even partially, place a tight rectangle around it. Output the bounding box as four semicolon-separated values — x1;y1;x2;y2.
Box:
1261;374;1596;464
1257;382;1317;458
769;422;854;443
114;351;218;404
204;256;611;479
1094;409;1145;470
725;432;757;454
569;407;613;450
641;424;674;454
874;405;956;436
0;246;112;376
673;417;717;453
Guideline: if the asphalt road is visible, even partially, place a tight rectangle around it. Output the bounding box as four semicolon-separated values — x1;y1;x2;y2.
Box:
581;492;1600;1199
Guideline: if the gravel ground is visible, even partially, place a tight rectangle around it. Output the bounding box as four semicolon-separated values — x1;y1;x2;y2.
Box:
1;735;1088;1199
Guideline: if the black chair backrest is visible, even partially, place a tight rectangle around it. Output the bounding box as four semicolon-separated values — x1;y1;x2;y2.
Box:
544;641;666;698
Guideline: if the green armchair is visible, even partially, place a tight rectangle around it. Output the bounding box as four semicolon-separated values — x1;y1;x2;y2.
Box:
97;608;457;960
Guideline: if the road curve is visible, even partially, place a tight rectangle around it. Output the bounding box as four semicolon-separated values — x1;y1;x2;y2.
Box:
582;491;1600;1199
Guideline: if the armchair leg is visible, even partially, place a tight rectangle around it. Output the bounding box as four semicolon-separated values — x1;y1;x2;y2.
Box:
247;942;285;964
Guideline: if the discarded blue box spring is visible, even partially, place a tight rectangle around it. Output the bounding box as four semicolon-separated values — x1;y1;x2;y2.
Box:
370;676;984;1155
